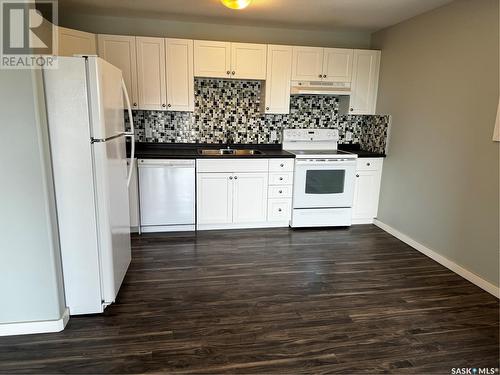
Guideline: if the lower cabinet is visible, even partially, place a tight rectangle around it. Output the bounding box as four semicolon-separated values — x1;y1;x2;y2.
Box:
352;158;384;224
196;159;293;230
197;172;268;227
232;173;268;223
197;173;234;225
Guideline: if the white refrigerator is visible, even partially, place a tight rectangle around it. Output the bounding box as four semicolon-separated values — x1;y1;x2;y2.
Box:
43;56;135;315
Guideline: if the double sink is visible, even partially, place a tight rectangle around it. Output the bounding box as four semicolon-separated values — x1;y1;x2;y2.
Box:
198;148;263;156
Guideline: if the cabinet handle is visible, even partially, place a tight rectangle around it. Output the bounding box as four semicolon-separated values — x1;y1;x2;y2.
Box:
231;71;235;75
323;74;327;78
278;208;282;212
167;104;171;108
229;176;233;180
280;163;284;167
367;162;371;166
279;177;284;181
234;176;238;180
162;104;166;108
356;174;359;178
350;108;354;112
279;190;283;194
226;70;230;75
266;107;270;110
318;74;322;78
133;103;137;107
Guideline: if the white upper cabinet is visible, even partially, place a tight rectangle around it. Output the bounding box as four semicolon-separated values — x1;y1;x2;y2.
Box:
230;43;267;80
136;37;167;111
291;46;324;81
322;48;353;83
264;45;293;114
292;46;354;83
194;41;267;80
97;34;139;109
194;40;231;78
58;26;96;57
350;49;381;115
165;38;194;112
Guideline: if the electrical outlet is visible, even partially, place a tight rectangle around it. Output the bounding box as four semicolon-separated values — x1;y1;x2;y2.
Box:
345;131;353;141
270;130;277;142
145;126;152;139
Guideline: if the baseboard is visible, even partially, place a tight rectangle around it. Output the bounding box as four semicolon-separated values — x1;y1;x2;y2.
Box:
0;307;70;336
197;221;290;231
352;218;374;225
374;219;499;298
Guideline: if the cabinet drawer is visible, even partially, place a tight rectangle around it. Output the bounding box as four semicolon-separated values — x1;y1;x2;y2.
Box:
268;185;292;198
269;172;293;185
269;158;294;172
268;199;292;222
356;158;383;171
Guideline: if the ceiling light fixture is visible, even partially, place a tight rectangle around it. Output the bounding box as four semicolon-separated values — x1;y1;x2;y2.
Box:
220;0;252;10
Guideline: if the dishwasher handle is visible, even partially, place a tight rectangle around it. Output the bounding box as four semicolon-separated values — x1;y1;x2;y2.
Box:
138;159;195;167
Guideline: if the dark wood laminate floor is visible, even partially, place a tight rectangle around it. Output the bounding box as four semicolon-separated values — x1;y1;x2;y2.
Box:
1;225;498;374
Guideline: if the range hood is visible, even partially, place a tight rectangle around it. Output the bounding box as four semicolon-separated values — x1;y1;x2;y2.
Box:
290;81;351;96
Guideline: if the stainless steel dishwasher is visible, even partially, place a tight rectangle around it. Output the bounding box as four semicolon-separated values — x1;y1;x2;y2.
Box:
138;159;195;232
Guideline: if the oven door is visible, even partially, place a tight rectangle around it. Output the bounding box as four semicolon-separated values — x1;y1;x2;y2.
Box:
293;158;357;209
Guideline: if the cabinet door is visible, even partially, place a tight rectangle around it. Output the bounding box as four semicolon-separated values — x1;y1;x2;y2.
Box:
97;34;139;109
352;170;381;220
264;45;292;114
291;46;324;81
230;43;267;80
322;48;353;83
350;50;381;115
197;173;233;225
194;40;231;78
166;38;194;112
232;173;268;224
58;26;96;57
136;37;167;110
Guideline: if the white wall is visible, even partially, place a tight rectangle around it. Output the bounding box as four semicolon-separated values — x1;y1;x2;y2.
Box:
59;12;371;48
372;0;499;287
0;70;66;324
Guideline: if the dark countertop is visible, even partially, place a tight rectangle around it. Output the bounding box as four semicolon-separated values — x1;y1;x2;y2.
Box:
338;144;386;158
128;142;296;159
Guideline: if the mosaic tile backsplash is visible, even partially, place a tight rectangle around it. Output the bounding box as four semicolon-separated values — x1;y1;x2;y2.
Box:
125;78;390;154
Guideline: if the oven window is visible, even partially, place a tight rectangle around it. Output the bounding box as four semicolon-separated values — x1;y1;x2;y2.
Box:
305;170;345;194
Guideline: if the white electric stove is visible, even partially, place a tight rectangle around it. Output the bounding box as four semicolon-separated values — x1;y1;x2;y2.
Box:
283;128;358;228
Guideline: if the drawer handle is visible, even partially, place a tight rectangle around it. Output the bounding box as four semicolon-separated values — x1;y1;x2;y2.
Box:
279;177;283;181
279;190;283;193
356;174;359;178
280;163;284;167
278;208;282;212
367;162;371;166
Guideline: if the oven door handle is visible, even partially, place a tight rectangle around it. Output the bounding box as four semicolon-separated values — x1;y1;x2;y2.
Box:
295;159;357;166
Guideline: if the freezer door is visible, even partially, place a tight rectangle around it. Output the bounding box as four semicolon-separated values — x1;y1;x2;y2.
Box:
92;134;131;304
87;56;125;140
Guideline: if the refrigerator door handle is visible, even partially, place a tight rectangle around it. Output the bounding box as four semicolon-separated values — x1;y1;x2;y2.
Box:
122;78;135;187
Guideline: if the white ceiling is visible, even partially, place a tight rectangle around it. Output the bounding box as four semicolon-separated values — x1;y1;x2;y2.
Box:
58;0;454;32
